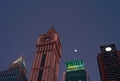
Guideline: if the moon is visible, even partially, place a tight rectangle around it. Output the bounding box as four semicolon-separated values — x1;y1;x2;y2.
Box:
74;49;78;53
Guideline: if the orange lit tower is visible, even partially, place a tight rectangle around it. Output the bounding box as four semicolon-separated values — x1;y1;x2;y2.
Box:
29;27;62;81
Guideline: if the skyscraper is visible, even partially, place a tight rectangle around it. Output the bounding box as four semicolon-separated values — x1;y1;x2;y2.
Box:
63;60;90;81
29;27;62;81
97;44;120;81
0;56;27;81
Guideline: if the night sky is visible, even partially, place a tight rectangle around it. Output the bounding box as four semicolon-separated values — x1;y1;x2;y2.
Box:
0;1;120;81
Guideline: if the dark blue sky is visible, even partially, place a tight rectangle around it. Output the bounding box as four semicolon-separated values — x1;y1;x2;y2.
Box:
0;0;120;81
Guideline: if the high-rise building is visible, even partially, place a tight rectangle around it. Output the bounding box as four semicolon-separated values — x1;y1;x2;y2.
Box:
97;44;120;81
29;27;62;81
63;60;90;81
0;56;27;81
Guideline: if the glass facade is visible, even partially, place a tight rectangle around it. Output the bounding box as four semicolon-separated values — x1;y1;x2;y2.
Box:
0;68;27;81
65;70;87;81
0;56;27;81
40;54;46;67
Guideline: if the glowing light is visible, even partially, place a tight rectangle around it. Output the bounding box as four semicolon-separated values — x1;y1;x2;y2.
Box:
74;49;78;53
105;47;112;51
66;60;85;72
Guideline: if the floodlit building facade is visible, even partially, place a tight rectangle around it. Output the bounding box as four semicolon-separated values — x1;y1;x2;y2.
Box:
29;27;62;81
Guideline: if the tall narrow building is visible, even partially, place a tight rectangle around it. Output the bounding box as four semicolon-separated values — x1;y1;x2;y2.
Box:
29;28;62;81
0;56;27;81
97;44;120;81
63;60;90;81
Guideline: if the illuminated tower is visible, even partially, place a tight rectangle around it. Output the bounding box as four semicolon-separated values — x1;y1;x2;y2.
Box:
97;44;120;81
0;56;27;81
63;60;90;81
29;28;62;81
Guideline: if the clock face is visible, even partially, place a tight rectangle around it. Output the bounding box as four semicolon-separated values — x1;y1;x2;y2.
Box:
105;47;112;52
44;37;51;41
101;44;116;53
41;36;52;42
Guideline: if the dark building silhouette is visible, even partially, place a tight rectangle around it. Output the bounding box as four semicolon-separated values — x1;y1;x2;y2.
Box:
97;44;120;81
63;60;90;81
29;27;62;81
0;56;27;81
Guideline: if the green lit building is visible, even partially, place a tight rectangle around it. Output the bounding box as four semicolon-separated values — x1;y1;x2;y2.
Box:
63;60;90;81
0;56;27;81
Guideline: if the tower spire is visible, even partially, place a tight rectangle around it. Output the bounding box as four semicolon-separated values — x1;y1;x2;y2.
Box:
47;26;56;33
0;56;27;81
12;55;26;69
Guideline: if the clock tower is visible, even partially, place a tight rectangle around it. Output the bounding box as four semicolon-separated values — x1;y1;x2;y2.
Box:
29;27;62;81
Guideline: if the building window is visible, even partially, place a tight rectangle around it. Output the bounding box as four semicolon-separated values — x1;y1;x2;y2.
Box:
37;70;43;81
40;54;46;67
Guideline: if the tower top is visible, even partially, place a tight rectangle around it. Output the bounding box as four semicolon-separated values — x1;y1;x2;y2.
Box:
12;56;26;69
66;60;85;72
47;26;57;33
9;55;27;73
